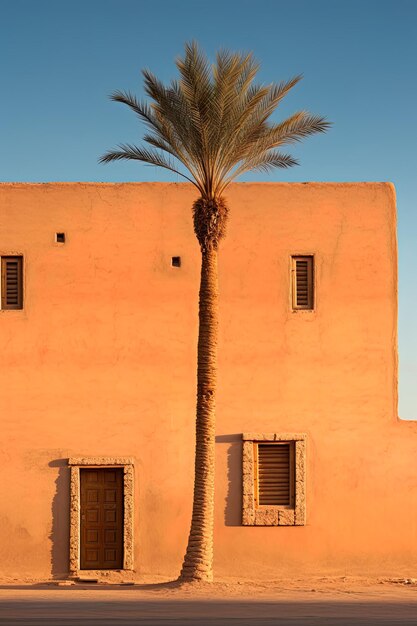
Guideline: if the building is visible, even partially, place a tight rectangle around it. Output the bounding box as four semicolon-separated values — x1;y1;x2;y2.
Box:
0;181;415;582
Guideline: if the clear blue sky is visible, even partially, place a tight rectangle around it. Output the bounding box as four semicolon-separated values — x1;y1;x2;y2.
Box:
1;0;416;417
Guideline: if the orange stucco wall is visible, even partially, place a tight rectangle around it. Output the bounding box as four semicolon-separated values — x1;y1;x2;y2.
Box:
0;181;416;581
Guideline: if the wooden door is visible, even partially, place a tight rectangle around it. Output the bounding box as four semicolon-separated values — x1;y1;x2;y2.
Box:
80;468;124;570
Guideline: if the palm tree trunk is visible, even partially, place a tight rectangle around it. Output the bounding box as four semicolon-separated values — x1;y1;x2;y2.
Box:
180;246;218;582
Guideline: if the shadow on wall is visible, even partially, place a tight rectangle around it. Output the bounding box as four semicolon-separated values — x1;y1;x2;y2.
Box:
48;459;70;578
216;434;242;527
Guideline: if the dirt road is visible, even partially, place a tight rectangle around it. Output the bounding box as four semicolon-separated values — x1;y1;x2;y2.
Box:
1;580;417;625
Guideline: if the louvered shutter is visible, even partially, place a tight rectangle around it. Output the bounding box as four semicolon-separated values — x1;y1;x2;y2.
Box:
1;256;23;309
292;256;314;309
256;443;293;506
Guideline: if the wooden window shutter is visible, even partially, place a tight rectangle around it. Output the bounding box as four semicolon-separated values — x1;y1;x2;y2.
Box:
1;256;23;310
292;256;314;310
256;443;294;507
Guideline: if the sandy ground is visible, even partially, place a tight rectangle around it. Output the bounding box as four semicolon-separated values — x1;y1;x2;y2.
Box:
1;577;417;625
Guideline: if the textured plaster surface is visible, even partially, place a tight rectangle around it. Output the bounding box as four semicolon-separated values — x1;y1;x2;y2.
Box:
0;182;415;580
242;435;306;526
68;458;134;574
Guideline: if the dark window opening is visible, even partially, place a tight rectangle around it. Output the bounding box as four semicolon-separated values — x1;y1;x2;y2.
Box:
255;442;294;507
1;256;23;310
292;255;314;310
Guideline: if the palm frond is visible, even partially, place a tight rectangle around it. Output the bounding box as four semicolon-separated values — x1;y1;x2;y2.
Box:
217;151;299;195
210;76;303;183
212;110;330;192
239;150;299;174
99;144;203;192
110;90;157;130
269;112;331;144
101;42;331;199
142;69;205;173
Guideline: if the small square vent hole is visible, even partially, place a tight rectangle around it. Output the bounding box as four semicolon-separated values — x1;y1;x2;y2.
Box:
55;233;66;244
171;256;181;268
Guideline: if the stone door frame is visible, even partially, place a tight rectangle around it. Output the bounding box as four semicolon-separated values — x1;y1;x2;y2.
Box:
68;457;134;574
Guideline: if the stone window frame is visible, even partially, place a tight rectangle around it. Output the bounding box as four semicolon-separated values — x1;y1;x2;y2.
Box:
242;433;306;526
68;457;134;574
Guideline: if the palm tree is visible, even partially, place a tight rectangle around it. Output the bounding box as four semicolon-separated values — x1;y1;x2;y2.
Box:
100;41;330;582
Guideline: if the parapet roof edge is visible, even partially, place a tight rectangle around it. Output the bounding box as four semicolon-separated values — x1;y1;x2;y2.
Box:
0;181;395;187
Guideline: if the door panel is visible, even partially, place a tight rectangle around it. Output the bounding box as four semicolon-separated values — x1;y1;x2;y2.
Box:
80;468;124;569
